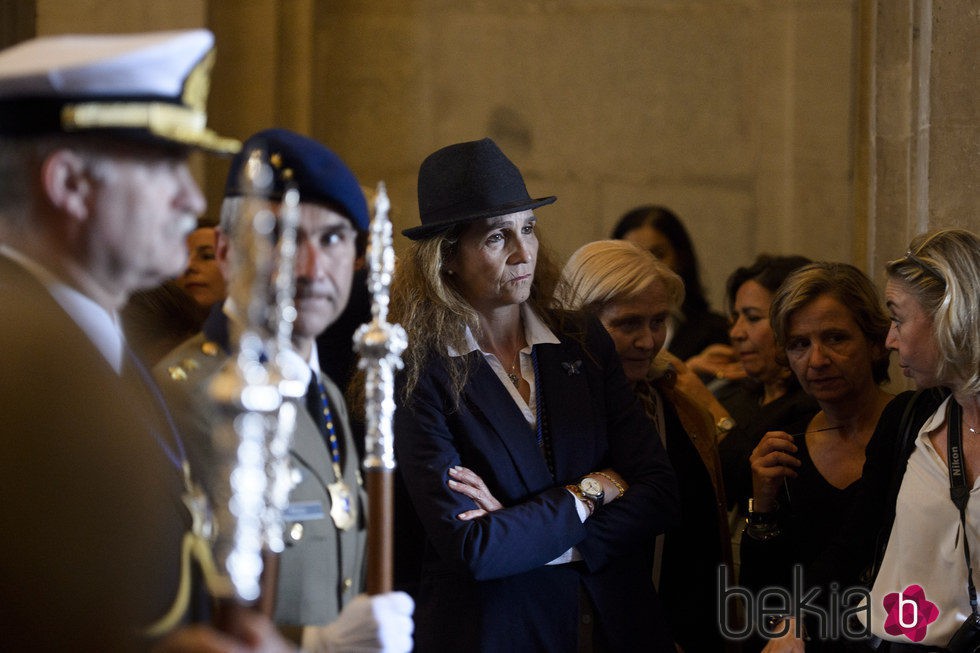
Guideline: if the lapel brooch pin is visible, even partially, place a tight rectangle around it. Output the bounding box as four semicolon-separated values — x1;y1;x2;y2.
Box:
561;360;582;376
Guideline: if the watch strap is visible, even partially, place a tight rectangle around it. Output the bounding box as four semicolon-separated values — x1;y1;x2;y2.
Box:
565;484;595;516
747;497;777;523
591;471;625;498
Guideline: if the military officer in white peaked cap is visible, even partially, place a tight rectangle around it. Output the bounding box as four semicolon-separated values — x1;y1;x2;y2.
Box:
0;30;408;653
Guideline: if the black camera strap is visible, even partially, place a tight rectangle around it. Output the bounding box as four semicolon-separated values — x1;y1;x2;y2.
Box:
946;399;980;619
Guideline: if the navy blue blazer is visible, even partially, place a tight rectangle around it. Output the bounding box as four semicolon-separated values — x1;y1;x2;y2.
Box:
395;313;680;652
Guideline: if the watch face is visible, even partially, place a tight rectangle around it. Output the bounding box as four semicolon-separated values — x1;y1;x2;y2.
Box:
580;476;603;498
718;417;735;432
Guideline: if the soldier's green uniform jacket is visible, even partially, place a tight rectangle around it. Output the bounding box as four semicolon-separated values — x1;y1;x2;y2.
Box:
154;308;367;626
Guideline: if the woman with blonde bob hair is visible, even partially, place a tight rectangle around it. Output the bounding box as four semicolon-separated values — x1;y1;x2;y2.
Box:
769;262;893;384
559;239;683;375
740;262;893;650
560;239;735;652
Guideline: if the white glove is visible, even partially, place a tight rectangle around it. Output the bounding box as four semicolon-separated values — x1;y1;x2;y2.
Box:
301;592;414;653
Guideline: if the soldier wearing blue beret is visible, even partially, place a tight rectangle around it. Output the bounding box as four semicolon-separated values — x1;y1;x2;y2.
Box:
155;128;413;653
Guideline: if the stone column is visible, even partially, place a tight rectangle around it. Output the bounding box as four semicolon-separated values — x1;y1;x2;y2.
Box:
861;0;979;280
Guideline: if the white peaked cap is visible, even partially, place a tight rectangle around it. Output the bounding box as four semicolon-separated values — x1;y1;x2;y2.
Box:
0;29;240;154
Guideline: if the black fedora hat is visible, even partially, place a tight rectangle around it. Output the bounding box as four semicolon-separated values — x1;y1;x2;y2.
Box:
403;137;556;240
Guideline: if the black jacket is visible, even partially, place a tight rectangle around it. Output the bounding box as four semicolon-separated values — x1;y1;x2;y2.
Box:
807;388;950;592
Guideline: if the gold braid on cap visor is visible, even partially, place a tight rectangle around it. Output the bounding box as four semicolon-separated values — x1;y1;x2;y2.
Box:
61;101;240;154
58;47;239;154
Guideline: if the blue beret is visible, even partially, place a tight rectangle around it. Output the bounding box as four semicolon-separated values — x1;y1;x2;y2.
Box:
225;128;369;231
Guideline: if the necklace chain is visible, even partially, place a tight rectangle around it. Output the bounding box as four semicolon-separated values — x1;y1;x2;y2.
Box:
507;351;520;388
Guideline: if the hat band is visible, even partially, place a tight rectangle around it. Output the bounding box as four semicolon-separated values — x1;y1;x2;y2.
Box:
62;101;240;154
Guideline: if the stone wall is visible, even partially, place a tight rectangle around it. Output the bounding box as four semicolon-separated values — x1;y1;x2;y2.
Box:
12;0;978;314
303;0;858;312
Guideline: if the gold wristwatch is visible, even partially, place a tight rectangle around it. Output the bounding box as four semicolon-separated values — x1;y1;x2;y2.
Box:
578;476;605;507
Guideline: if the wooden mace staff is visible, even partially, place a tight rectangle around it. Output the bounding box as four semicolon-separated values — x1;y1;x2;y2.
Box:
355;182;406;594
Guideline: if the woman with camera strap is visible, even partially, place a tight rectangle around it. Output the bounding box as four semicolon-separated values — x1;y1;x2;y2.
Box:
763;228;980;653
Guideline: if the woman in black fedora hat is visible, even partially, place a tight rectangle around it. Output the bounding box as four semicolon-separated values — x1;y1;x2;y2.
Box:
390;137;679;652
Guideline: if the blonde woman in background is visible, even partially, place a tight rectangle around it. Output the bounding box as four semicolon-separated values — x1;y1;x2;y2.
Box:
560;239;735;653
